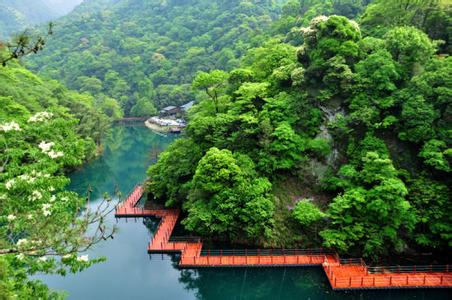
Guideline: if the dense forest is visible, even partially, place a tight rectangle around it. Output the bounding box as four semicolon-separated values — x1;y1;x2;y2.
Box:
26;0;285;115
0;0;451;298
148;0;451;259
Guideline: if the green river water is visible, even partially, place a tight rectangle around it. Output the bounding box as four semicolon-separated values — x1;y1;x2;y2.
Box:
39;125;450;300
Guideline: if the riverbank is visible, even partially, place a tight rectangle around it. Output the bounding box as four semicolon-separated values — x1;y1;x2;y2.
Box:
145;117;185;133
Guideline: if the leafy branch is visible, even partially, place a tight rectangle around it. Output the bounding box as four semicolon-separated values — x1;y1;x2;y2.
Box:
1;23;54;67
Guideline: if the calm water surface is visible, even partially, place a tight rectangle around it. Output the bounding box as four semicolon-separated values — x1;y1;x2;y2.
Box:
39;125;450;300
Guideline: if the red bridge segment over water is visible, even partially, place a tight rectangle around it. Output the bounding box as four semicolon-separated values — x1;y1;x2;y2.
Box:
115;185;452;290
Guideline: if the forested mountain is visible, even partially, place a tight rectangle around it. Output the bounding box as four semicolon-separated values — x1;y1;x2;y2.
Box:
0;0;83;39
148;0;451;259
26;0;283;115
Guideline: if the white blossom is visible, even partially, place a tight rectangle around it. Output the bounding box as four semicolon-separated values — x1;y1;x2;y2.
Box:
311;15;329;26
0;121;21;132
48;186;55;192
62;254;72;259
7;214;16;221
50;195;56;202
0;194;6;200
29;190;43;201
31;171;50;178
77;255;89;262
5;179;15;190
38;256;48;262
16;253;25;261
27;214;33;220
300;27;314;34
349;20;360;32
47;150;64;159
18;174;36;184
16;239;28;247
42;203;52;216
38;141;55;153
28;112;54;123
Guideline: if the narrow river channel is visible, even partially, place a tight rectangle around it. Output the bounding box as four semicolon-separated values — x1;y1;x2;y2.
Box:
38;125;450;300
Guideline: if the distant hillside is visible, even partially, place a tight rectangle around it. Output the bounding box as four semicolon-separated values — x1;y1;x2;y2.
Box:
0;0;83;39
43;0;84;15
26;0;281;115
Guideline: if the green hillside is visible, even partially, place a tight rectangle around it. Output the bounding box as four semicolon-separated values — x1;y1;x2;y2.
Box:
27;0;283;115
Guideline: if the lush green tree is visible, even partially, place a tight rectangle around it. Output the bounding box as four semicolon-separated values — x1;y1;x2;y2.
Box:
361;0;451;53
292;200;325;226
321;151;417;258
419;139;451;172
408;56;451;141
349;49;400;127
264;121;307;172
407;177;451;248
384;26;437;78
142;2;451;260
398;95;436;143
147;138;203;207
297;15;361;101
192;70;229;113
182;148;275;241
129;98;157;117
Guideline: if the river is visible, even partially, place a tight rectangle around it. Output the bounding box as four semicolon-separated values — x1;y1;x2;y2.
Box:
39;125;450;300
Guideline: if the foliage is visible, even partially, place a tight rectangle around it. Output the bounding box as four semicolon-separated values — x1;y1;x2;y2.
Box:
26;0;282;115
297;15;361;102
182;148;274;242
360;0;452;53
130;98;157;117
384;26;437;78
320;151;417;258
192;70;229;113
0;23;54;66
0;70;117;298
0;58;120;146
407;176;451;248
292;200;325;227
148;5;450;259
147;138;203;207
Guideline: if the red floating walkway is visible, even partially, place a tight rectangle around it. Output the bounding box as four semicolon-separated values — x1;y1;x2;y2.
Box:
115;185;452;290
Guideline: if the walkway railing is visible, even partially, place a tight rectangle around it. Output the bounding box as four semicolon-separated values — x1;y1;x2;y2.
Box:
339;258;366;266
368;264;450;274
200;248;334;257
169;236;202;243
331;273;452;288
115;183;143;211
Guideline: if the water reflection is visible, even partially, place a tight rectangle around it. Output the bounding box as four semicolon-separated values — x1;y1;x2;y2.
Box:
177;267;450;300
